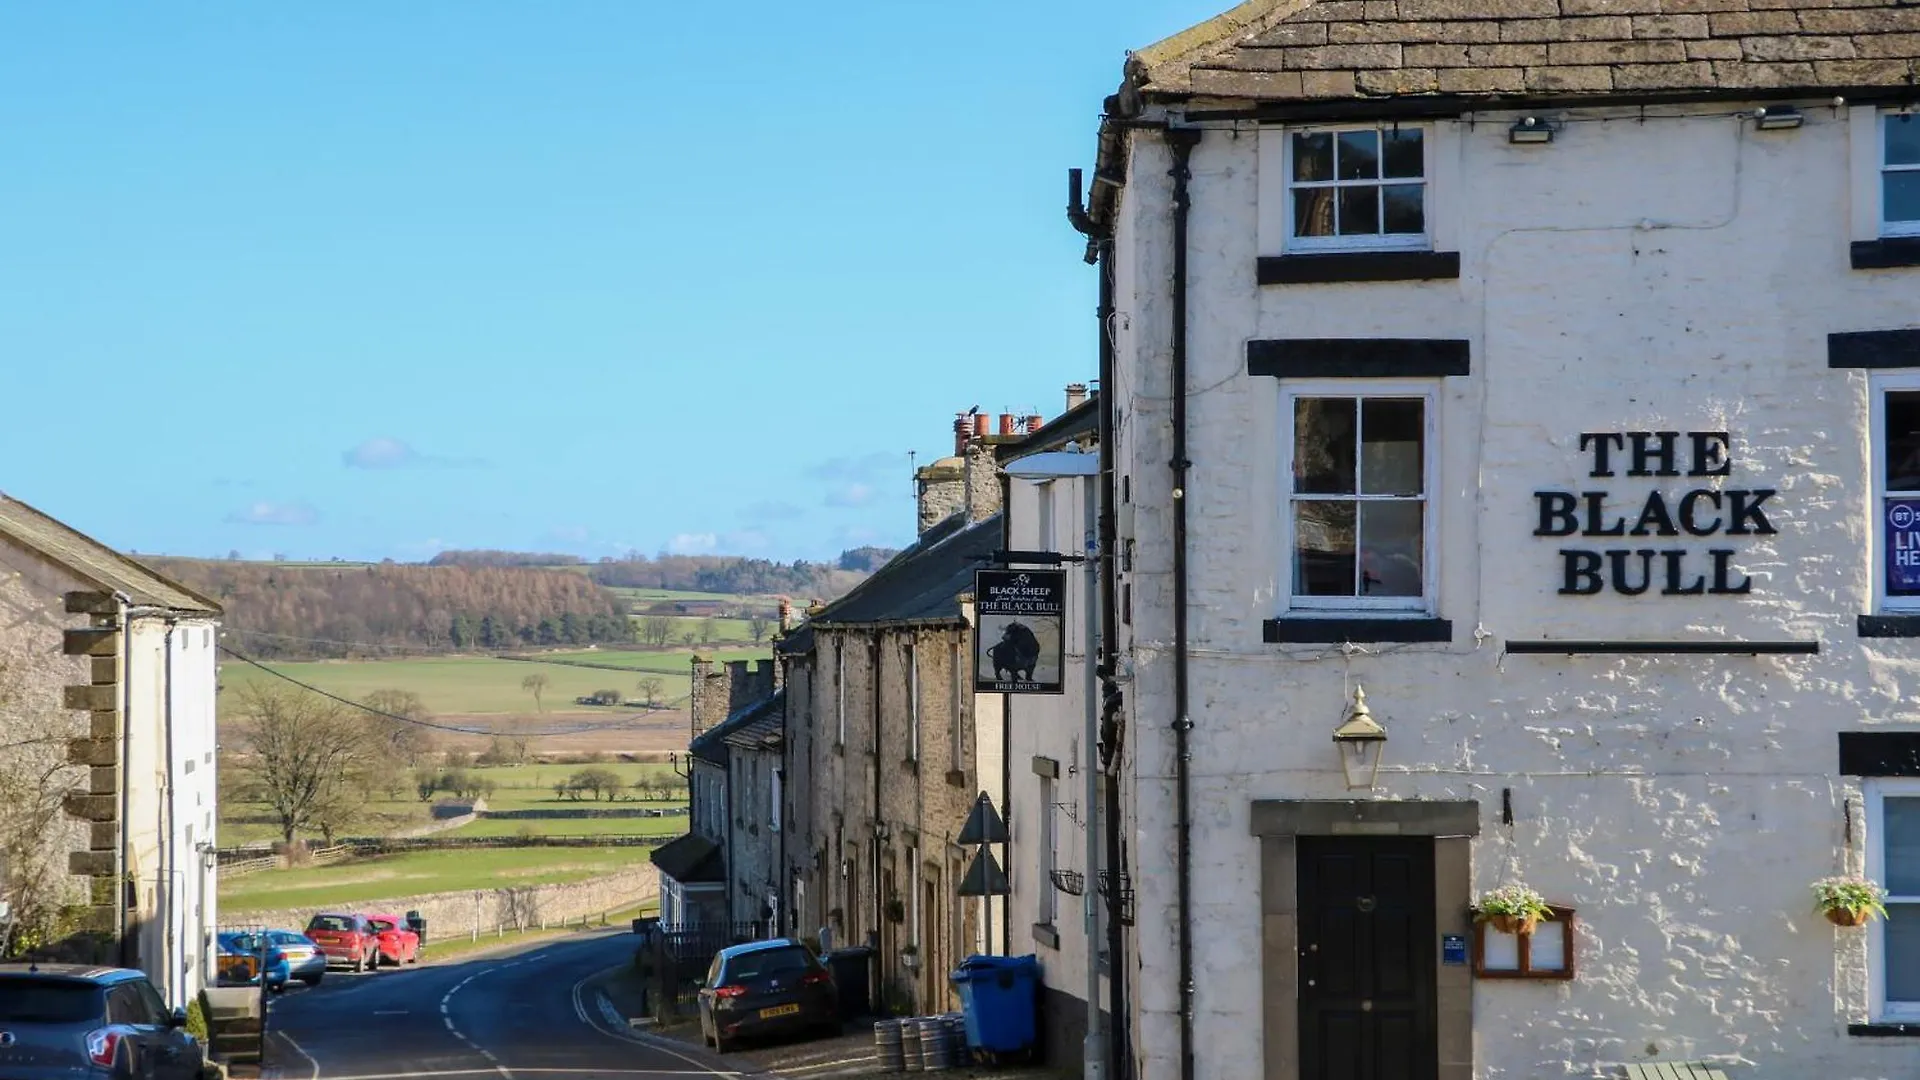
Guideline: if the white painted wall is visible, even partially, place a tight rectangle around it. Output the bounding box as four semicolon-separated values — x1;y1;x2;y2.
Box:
1002;472;1111;1035
1113;103;1920;1079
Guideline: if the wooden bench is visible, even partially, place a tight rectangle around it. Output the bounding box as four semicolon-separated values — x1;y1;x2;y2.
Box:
1622;1063;1731;1080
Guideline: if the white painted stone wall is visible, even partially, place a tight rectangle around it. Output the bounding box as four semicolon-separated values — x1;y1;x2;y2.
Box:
1002;473;1112;1043
1112;104;1920;1079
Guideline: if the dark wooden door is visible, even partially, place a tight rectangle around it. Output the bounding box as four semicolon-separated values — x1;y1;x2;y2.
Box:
1297;836;1437;1080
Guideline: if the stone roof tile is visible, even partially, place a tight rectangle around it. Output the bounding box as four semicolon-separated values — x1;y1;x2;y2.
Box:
1135;0;1920;102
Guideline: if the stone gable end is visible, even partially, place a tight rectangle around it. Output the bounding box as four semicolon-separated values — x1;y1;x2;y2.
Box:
1162;0;1920;100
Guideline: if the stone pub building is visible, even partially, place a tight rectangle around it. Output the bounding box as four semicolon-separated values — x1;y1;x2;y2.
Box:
1079;1;1920;1077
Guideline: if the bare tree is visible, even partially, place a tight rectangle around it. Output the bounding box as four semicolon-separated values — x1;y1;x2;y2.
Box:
640;616;672;648
749;615;771;643
680;631;696;647
697;618;717;643
362;689;438;767
0;656;87;959
520;673;550;712
637;676;665;707
229;682;383;845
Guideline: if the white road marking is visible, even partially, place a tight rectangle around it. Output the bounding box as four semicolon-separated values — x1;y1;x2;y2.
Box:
440;965;511;1079
275;1029;322;1080
568;967;736;1078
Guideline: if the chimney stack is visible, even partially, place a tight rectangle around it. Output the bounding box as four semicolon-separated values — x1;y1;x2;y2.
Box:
1066;383;1089;411
778;597;794;631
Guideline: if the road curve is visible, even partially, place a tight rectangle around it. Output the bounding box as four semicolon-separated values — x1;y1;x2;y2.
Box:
265;930;736;1080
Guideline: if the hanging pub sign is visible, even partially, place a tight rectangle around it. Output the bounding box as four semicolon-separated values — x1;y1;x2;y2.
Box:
973;569;1066;694
1533;431;1775;596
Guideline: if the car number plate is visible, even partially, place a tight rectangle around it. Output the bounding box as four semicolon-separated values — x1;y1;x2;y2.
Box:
759;1004;800;1019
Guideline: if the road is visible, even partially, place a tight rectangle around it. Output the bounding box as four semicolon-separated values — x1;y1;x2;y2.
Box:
263;930;735;1080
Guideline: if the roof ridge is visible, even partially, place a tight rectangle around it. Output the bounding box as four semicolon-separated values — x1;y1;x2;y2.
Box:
0;494;221;614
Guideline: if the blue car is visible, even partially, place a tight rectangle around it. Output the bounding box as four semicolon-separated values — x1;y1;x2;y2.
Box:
217;931;325;993
216;932;289;992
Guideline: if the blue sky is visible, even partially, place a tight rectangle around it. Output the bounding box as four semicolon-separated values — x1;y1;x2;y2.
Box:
0;2;1217;564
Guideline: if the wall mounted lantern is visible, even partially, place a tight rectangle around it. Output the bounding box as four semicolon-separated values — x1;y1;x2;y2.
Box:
1508;116;1555;144
1754;105;1804;131
1332;684;1388;790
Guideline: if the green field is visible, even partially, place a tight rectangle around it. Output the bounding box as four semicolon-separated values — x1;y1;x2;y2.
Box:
610;587;745;603
222;654;710;715
538;647;766;675
220;762;689;845
218;847;657;913
443;814;687;839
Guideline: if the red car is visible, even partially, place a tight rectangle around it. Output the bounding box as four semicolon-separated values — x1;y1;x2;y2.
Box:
364;912;421;967
305;913;382;972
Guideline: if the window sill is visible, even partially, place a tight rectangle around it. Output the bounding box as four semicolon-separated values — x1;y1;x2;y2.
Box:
1852;237;1920;270
1265;617;1452;644
1848;1022;1920;1037
1032;923;1060;950
945;769;967;788
1860;614;1920;637
1258;250;1460;285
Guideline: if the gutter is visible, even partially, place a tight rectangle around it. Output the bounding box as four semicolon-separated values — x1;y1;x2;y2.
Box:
1165;125;1202;1080
163;621;177;1005
115;592;133;967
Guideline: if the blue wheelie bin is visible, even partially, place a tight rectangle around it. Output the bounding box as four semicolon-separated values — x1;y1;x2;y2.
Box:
949;954;1040;1059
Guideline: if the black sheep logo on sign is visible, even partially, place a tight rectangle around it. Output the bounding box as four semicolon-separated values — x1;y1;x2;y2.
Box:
988;622;1042;683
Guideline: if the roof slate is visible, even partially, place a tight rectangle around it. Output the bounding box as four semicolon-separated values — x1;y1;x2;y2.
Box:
1135;0;1920;102
776;513;1001;655
0;495;220;614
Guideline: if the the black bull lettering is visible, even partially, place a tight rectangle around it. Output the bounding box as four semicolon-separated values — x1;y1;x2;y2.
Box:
988;622;1042;682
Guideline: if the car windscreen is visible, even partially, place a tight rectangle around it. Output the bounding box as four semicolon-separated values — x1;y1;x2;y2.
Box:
368;919;395;932
222;933;264;953
722;947;813;983
0;978;103;1023
307;915;354;932
270;931;312;946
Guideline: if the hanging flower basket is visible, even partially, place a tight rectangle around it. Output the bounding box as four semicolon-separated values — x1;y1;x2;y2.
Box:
1812;875;1887;928
1474;883;1554;936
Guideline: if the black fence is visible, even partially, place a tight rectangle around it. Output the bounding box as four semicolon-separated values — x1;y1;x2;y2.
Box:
637;921;771;1020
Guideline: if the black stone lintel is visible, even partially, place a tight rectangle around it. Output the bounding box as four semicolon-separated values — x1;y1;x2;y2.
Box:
1258;250;1461;285
1859;614;1920;637
1849;1022;1920;1037
1829;328;1920;369
1838;732;1920;777
1851;238;1920;271
1247;340;1470;380
1264;618;1452;644
1503;640;1818;655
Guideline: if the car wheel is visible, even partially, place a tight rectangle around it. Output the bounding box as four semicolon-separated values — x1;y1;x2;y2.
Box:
352;952;364;973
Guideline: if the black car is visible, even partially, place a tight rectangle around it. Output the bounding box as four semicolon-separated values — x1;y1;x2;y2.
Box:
0;964;203;1080
696;939;837;1054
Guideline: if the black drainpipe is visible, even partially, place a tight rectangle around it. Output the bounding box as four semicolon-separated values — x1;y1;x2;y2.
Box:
1166;124;1200;1080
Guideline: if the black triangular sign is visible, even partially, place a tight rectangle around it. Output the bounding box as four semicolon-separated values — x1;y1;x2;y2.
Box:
956;793;1009;846
957;847;1010;897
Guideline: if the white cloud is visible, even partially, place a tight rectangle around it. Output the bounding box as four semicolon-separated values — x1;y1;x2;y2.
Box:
824;483;877;509
226;501;320;527
667;532;719;555
343;437;487;470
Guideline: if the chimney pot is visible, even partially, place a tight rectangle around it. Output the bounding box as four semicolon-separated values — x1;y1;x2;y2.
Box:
1066;383;1089;411
973;414;990;438
953;414;970;456
999;414;1016;436
1026;414;1044;433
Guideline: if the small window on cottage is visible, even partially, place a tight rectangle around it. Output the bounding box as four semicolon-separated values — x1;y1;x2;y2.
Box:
1288;127;1427;252
1283;386;1434;612
1883;113;1920;238
1870;780;1920;1021
1874;376;1920;611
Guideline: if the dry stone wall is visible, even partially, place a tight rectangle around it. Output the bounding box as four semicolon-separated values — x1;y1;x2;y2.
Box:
233;865;658;939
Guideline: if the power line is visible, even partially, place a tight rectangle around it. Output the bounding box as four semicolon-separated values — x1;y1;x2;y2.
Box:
216;644;690;738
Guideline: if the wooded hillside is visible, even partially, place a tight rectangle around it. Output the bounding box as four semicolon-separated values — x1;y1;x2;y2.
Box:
145;559;631;658
430;550;889;598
